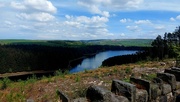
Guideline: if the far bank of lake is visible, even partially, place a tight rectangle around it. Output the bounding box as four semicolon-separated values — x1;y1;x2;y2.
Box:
70;50;138;73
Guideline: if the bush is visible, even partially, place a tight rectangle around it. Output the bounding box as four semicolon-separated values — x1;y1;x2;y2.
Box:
0;77;11;90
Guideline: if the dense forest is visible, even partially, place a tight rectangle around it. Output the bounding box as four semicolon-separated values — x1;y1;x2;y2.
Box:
0;40;146;74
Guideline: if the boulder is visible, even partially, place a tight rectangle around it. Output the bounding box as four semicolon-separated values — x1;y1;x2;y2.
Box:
86;85;129;102
111;79;136;102
71;98;88;102
162;84;172;95
56;89;70;102
164;69;180;81
136;88;148;102
157;73;176;91
130;77;151;101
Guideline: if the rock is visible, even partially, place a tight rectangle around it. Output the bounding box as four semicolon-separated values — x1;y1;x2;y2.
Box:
162;84;172;95
130;77;151;101
71;98;88;102
164;69;180;81
136;88;148;102
176;82;180;90
166;93;174;102
111;79;136;102
26;99;34;102
157;73;176;91
159;95;167;102
86;85;129;102
151;84;162;99
56;89;70;102
171;67;180;71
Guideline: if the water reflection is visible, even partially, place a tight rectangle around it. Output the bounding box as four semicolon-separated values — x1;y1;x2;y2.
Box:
70;50;137;73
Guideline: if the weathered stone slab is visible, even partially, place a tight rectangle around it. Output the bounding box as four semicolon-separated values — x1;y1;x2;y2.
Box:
130;77;151;101
136;88;148;102
162;84;172;95
157;73;176;91
26;99;34;102
57;89;70;102
111;79;136;102
164;69;180;81
176;82;180;90
115;96;130;102
71;98;88;102
151;84;162;99
171;67;180;71
87;85;129;102
159;95;167;102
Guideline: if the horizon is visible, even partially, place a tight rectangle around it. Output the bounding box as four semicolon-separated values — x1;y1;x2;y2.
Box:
0;0;180;40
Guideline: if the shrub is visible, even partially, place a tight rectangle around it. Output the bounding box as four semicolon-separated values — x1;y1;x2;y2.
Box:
0;77;11;90
125;67;132;74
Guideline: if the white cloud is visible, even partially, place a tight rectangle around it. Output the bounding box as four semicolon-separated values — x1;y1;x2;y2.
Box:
126;25;141;32
176;15;180;20
17;12;55;22
154;25;165;30
134;20;152;25
120;33;125;36
0;2;5;7
65;15;108;25
62;15;114;39
120;18;131;23
24;0;57;13
11;2;26;10
140;1;180;12
11;0;57;14
170;17;176;21
78;0;143;17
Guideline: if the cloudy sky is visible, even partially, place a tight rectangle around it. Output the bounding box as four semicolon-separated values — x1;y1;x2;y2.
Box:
0;0;180;40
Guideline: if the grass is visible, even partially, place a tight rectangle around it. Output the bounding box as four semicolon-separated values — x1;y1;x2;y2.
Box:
0;39;153;47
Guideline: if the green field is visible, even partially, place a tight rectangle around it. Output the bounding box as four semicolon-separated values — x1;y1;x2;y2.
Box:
0;39;153;47
84;39;153;47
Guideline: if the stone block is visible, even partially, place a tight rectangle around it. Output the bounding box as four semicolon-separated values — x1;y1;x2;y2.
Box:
71;98;88;102
176;82;180;90
57;89;70;102
171;67;180;71
136;88;148;102
157;73;176;91
111;79;136;102
130;77;151;101
87;85;129;102
159;95;167;102
162;84;172;95
151;84;162;99
164;69;180;81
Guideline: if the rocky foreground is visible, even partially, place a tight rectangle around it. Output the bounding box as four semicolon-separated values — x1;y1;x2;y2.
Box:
0;59;176;102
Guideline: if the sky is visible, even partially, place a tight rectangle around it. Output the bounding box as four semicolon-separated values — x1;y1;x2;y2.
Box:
0;0;180;40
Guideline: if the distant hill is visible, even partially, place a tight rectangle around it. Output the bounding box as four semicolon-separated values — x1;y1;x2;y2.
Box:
0;39;153;47
83;39;153;47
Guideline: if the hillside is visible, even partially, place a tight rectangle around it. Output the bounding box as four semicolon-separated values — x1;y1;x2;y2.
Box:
84;39;153;47
0;39;153;47
0;59;175;101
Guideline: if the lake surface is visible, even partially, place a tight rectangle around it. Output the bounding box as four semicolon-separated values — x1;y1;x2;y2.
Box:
70;50;137;73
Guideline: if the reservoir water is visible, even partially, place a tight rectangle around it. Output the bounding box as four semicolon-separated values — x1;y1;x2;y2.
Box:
70;50;137;73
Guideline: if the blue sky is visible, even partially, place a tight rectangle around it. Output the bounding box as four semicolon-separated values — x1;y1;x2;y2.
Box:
0;0;180;40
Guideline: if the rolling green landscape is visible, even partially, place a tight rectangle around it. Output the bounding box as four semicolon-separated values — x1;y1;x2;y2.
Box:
0;39;153;47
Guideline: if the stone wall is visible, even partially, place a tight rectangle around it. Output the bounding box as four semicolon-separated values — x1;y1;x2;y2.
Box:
57;67;180;102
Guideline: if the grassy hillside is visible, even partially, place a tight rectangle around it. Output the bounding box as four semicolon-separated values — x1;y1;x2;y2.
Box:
0;39;153;47
0;59;175;101
85;39;153;47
